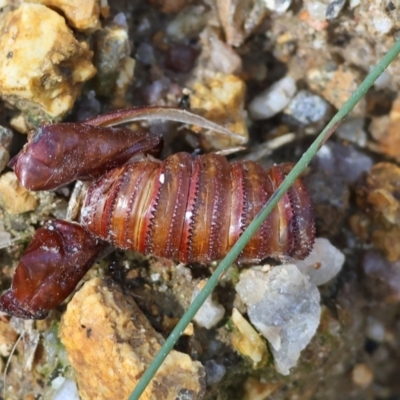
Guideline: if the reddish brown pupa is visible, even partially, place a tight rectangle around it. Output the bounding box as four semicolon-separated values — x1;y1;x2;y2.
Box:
0;107;315;319
81;152;314;264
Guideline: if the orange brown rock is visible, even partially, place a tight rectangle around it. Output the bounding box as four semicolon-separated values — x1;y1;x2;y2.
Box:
59;277;205;400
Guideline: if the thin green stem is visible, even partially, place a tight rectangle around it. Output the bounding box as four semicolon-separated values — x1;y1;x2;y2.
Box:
128;38;400;400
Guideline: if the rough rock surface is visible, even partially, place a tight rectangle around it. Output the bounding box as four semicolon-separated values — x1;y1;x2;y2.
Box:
0;172;37;214
190;73;248;149
59;277;205;400
0;4;96;130
31;0;101;31
236;265;321;375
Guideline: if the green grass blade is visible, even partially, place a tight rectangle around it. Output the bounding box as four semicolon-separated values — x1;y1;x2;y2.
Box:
128;38;400;400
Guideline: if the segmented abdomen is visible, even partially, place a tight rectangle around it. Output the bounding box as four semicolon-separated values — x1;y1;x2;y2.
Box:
81;153;314;263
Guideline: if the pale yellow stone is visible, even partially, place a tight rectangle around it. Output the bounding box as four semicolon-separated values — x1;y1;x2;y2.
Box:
231;308;268;368
59;278;205;400
0;172;38;214
183;322;194;336
0;4;96;126
0;320;18;357
352;363;373;387
29;0;101;31
190;73;248;149
243;377;279;400
10;114;29;134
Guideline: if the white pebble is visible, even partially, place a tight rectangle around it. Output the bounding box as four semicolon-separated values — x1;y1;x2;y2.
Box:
0;224;11;248
295;238;345;286
349;0;360;8
307;1;328;20
52;378;79;400
263;0;292;14
285;90;330;125
192;280;225;329
236;265;321;375
336;118;367;147
249;76;296;120
372;12;393;35
373;70;391;89
366;317;385;343
210;38;242;74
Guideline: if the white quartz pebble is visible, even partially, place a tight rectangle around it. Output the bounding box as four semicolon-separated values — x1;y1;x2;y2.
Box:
236;265;321;375
249;76;296;120
296;238;345;286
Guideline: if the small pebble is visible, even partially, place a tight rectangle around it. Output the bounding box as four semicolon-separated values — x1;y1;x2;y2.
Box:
372;12;393;35
0;126;12;173
326;0;346;20
373;70;391;90
142;77;171;104
349;0;360;8
210;38;242;74
314;142;373;184
0;320;18;357
249;76;296;120
306;1;328;21
236;265;321;375
136;43;155;66
351;363;373;387
243;377;279;400
0;227;11;248
215;0;269;46
52;378;80;400
205;360;226;385
166;6;209;40
366;317;385;343
296;238;345;286
231;308;268;368
164;43;200;73
192;280;225;329
284;90;330;125
113;12;128;28
0;172;38;214
0;126;12;149
336;118;367;147
263;0;292;14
